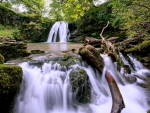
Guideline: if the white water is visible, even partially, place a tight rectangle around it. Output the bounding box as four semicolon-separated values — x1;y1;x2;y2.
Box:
13;55;150;113
47;21;70;42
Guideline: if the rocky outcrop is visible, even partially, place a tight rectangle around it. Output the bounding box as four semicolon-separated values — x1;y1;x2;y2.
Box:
0;36;16;43
0;42;30;62
0;64;22;113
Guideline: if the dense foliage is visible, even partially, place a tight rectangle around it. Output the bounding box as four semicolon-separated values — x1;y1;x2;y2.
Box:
111;0;150;38
0;0;149;41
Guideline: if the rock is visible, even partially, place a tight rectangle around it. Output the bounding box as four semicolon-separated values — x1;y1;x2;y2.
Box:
123;65;131;74
0;42;30;61
0;54;4;64
70;67;91;103
125;76;137;84
31;50;45;54
0;64;22;113
108;53;117;62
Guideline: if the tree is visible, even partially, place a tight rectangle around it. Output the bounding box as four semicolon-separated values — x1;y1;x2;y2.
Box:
48;0;103;22
111;0;150;38
10;0;46;16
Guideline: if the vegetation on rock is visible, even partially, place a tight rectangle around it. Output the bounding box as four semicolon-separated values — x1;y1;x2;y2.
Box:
0;53;4;64
0;64;22;113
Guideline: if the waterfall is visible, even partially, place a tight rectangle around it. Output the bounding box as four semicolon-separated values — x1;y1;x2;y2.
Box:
13;54;150;113
47;21;70;42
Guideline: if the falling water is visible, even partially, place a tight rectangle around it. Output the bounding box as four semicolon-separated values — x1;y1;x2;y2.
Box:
47;21;70;42
13;54;150;113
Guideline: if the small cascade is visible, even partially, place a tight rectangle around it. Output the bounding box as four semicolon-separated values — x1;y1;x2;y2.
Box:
127;54;146;71
47;21;70;42
13;54;150;113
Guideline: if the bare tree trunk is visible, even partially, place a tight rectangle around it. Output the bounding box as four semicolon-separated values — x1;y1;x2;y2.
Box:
79;45;104;74
105;71;125;113
84;37;101;47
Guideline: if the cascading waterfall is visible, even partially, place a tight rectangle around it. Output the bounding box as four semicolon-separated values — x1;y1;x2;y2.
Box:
13;54;150;113
47;21;70;42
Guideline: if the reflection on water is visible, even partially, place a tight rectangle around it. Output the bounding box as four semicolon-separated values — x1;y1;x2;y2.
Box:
27;43;83;53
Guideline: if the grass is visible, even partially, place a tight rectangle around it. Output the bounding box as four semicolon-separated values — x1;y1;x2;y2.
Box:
0;29;13;37
0;24;18;38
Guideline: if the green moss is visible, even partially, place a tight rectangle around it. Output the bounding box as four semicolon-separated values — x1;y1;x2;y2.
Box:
147;109;150;113
0;64;22;113
55;56;79;67
78;68;85;74
0;54;4;64
0;64;22;94
124;40;150;53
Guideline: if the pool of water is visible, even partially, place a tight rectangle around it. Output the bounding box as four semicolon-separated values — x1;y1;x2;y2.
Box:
27;42;83;53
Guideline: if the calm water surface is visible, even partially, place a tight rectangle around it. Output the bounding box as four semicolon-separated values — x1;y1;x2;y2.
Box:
27;43;83;53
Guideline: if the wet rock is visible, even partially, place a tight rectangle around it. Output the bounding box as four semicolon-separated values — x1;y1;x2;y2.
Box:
126;76;137;84
70;67;91;103
108;53;116;62
31;50;45;54
0;42;30;61
123;65;131;74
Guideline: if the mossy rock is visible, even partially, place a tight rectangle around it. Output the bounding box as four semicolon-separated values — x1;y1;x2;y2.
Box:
147;109;150;113
53;53;81;67
31;50;45;54
70;67;91;103
0;54;4;64
0;42;30;61
0;64;22;113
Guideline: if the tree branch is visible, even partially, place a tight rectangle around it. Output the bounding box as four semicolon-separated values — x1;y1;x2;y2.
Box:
100;21;110;41
105;71;125;113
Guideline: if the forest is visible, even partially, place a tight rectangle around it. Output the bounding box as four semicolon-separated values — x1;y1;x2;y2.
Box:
0;0;149;42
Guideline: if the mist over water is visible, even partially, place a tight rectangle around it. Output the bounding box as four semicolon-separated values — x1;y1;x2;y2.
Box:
13;54;150;113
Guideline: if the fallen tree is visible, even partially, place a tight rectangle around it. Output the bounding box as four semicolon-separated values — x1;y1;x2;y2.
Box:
84;37;119;48
79;45;104;74
105;71;125;113
79;21;125;112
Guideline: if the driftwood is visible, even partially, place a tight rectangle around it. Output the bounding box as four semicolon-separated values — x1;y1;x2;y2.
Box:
84;37;101;47
99;21;118;54
105;71;125;113
84;37;119;48
79;45;104;74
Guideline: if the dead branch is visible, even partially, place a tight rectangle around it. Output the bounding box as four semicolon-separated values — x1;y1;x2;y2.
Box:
100;21;110;41
105;71;125;113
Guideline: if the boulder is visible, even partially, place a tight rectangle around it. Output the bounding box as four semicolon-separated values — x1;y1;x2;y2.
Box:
0;42;30;61
0;64;22;113
70;67;91;103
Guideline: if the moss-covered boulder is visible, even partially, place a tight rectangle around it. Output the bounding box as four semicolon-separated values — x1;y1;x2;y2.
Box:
0;64;22;113
70;67;91;103
0;42;30;62
0;54;4;64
